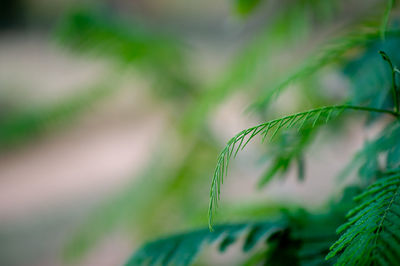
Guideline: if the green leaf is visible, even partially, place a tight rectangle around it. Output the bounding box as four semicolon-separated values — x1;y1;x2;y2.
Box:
208;104;397;230
251;29;400;112
235;0;264;15
126;221;286;266
56;8;196;99
327;171;400;265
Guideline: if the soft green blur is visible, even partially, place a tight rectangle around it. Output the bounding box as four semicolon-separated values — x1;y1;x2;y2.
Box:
0;0;397;265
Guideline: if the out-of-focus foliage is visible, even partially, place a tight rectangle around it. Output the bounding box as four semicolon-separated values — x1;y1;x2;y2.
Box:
345;38;400;118
0;80;114;148
182;0;346;131
257;128;313;187
3;0;395;265
327;171;400;265
127;221;286;266
56;8;197;100
234;0;264;16
128;185;360;266
0;6;198;150
64;137;220;262
340;120;400;183
208;105;397;228
128;0;400;265
251;29;400;113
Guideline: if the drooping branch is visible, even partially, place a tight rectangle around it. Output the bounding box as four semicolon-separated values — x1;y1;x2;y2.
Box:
209;104;398;230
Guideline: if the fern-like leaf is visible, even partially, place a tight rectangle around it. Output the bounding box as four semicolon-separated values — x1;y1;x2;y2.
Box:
209;105;398;230
251;29;400;112
337;121;400;182
326;171;400;265
126;221;286;266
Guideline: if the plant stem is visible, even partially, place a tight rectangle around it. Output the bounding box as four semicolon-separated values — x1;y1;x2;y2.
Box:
379;51;399;114
392;68;399;114
341;105;399;117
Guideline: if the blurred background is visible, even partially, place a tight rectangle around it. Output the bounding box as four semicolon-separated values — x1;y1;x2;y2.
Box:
0;0;398;265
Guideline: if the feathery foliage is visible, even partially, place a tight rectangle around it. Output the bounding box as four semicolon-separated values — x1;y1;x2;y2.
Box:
338;120;400;183
326;171;400;265
129;185;358;266
250;0;399;112
127;221;287;266
251;29;400;112
48;1;400;265
344;40;400;121
123;1;400;264
208;104;398;230
182;0;350;131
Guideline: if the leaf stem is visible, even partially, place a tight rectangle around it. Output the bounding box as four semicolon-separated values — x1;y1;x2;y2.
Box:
341;105;399;117
379;51;399;114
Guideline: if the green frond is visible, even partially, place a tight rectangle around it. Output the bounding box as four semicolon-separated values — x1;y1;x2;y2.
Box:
338;120;400;182
241;187;361;266
343;38;400;122
251;29;400;112
326;171;400;265
209;104;398;230
181;0;342;132
126;221;286;266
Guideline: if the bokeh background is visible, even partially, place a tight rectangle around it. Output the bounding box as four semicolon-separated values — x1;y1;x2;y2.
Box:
0;0;397;265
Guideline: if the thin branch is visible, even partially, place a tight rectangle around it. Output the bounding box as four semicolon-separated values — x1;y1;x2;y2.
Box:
380;51;399;113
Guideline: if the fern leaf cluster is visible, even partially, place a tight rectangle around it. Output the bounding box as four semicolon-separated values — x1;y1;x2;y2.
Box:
252;29;400;112
57;1;400;265
326;171;400;265
127;221;286;266
339;120;400;182
209;105;397;229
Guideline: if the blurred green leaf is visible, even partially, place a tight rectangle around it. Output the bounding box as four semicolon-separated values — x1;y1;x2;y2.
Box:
127;221;287;266
234;0;264;15
56;8;197;99
0;80;115;149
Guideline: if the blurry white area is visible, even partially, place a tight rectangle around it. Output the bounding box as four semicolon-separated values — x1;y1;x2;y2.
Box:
0;34;167;266
0;34;109;105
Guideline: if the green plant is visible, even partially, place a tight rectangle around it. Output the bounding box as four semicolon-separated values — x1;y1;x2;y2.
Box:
127;1;400;265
